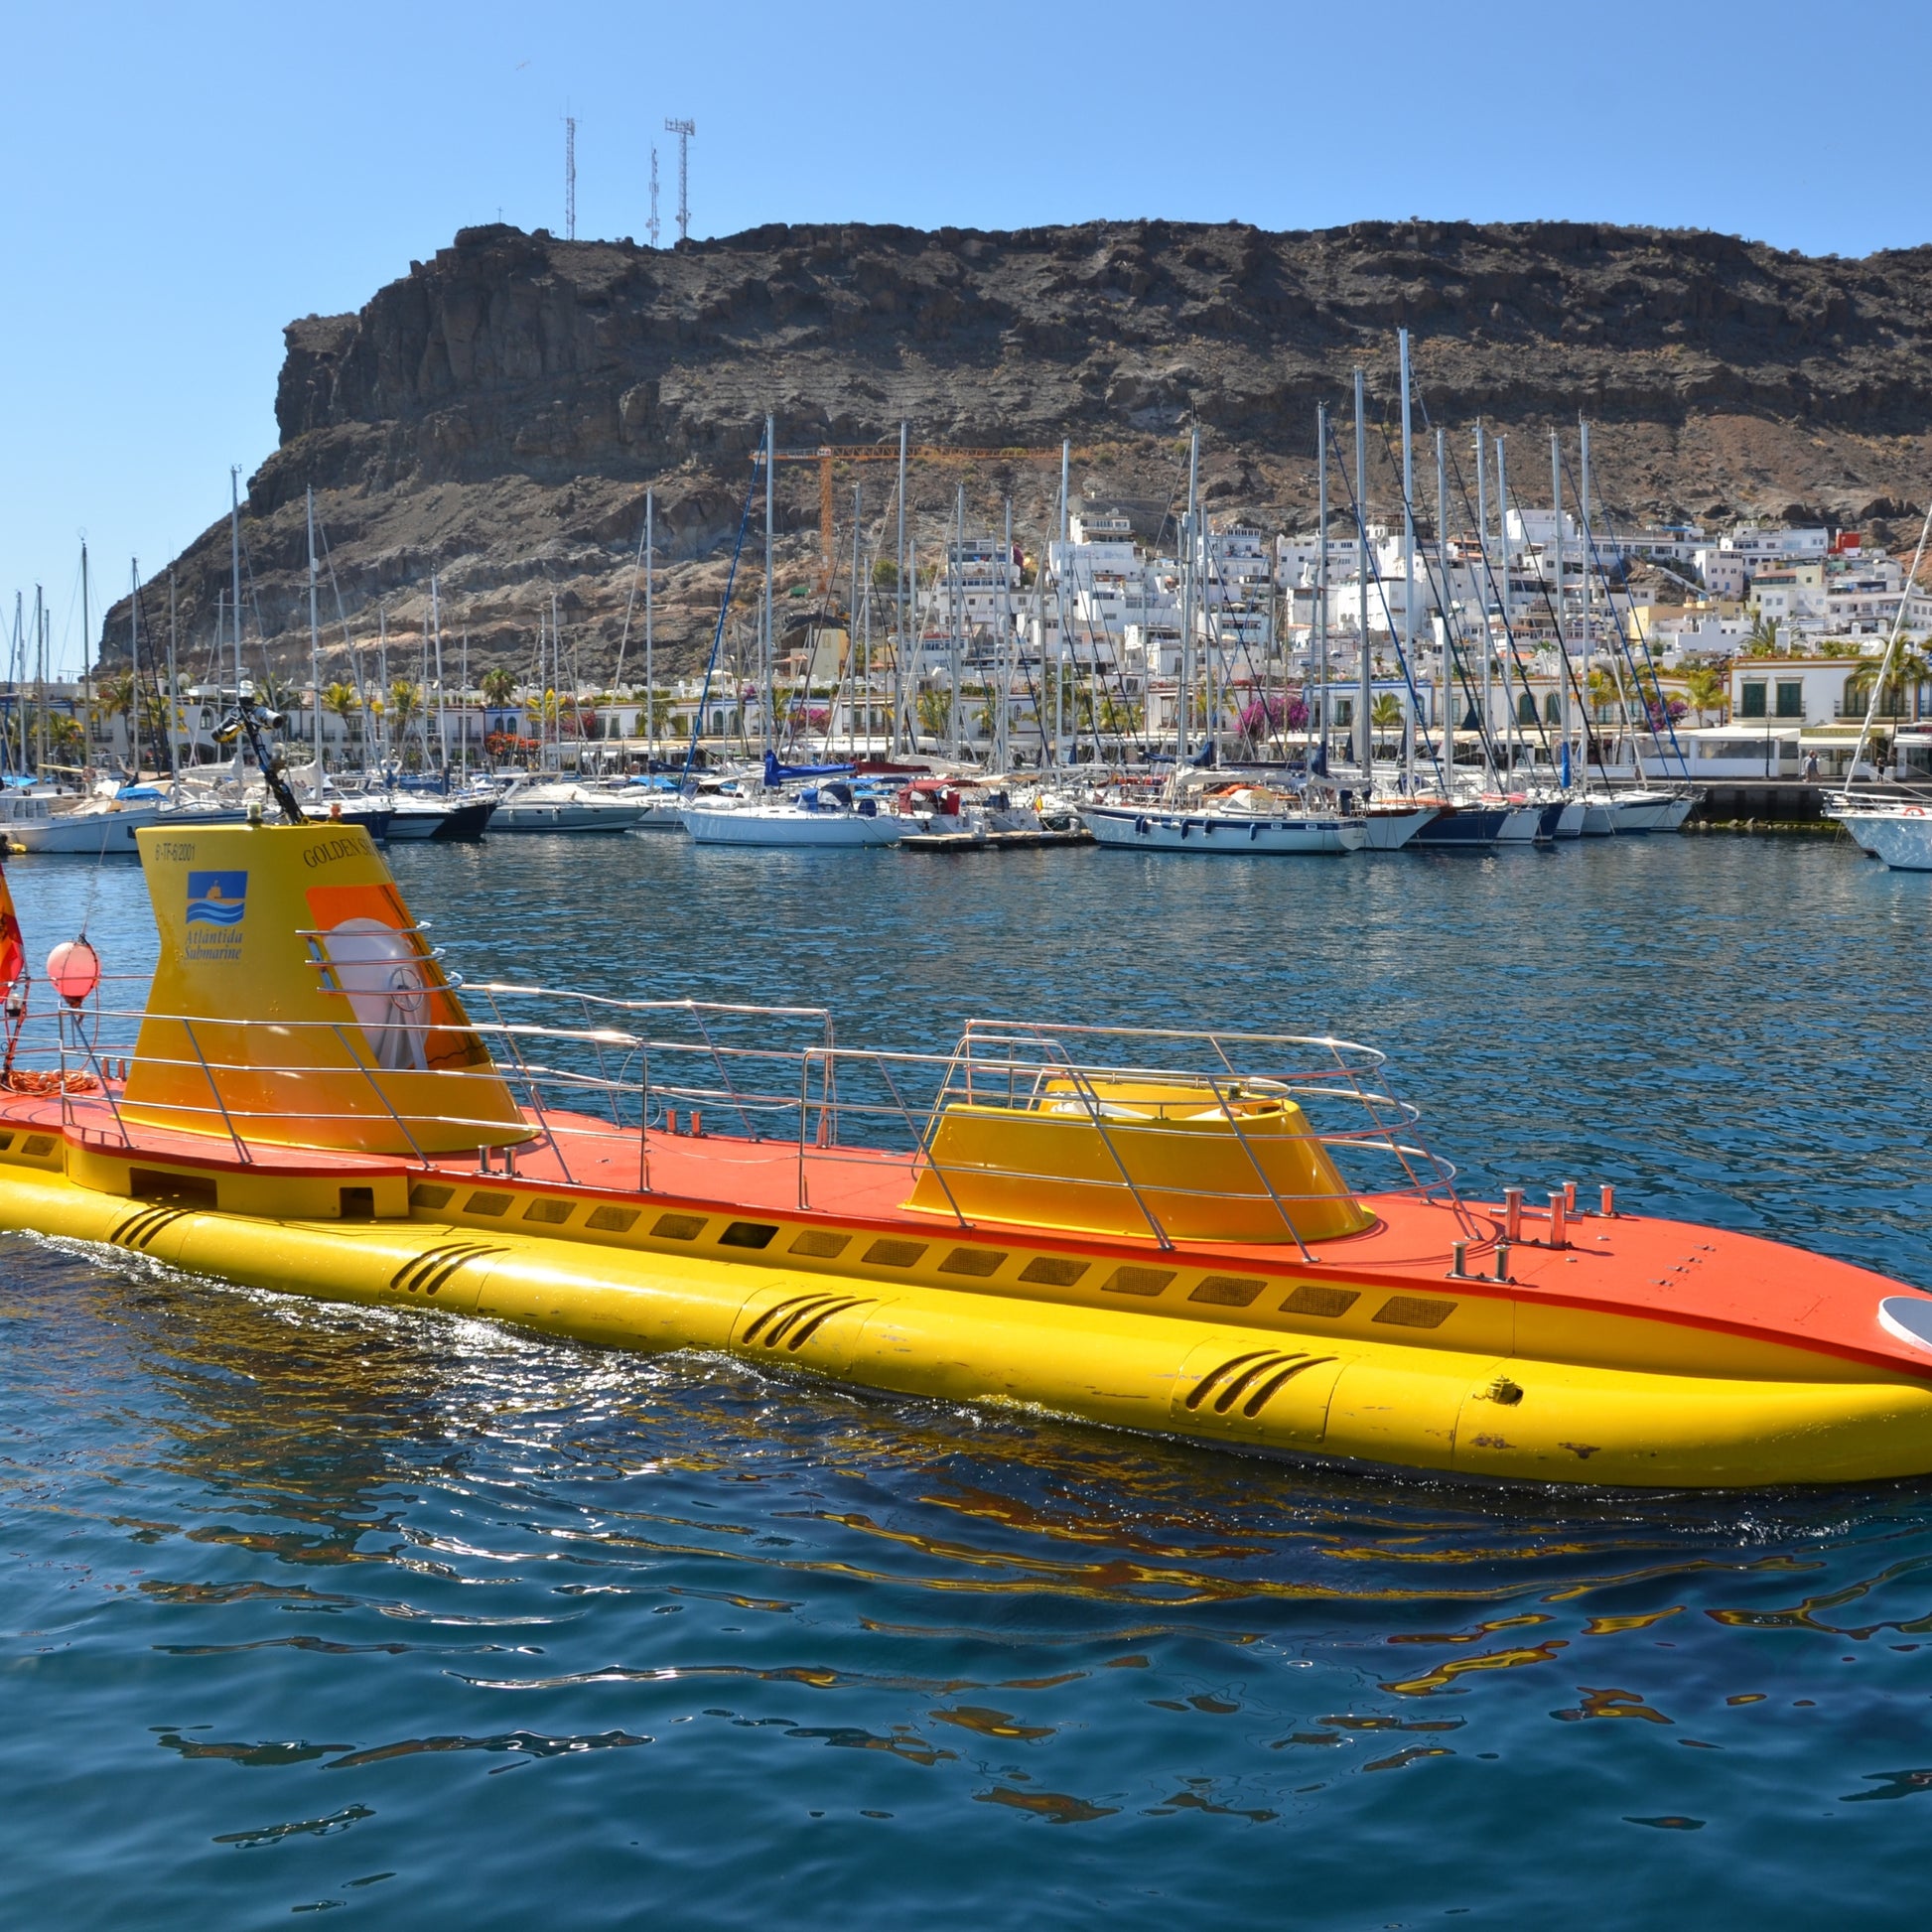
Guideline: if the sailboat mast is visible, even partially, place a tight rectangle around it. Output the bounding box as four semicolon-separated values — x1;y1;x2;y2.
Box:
644;487;654;764
33;586;45;774
1475;424;1492;788
129;559;142;780
999;498;1013;771
1436;428;1450;781
848;482;862;756
1315;404;1327;774
1399;328;1417;791
79;540;90;769
377;605;391;765
894;422;906;759
432;572;447;778
1497;437;1513;780
307;487;323;799
1179;427;1198;762
1353;368;1370;777
1551;430;1566;789
763;414;775;757
1579;418;1593;780
549;590;561;771
229;468;244;697
166;567;180;778
949;483;964;760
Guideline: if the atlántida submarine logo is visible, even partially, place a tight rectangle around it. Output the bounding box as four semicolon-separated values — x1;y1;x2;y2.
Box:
186;871;248;928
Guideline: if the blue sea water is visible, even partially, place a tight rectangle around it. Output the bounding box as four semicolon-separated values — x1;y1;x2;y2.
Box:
2;832;1930;1929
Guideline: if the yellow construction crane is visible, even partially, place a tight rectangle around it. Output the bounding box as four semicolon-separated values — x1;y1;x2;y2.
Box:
769;443;1084;593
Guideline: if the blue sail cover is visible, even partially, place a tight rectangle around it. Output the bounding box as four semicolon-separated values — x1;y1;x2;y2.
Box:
765;750;855;783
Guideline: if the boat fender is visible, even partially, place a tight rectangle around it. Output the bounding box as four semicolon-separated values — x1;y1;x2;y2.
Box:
1135;817;1149;835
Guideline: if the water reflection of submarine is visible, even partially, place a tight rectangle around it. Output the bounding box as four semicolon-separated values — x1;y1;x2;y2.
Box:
327;918;429;1071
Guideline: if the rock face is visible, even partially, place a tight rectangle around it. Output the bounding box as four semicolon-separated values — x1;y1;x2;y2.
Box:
111;218;1932;681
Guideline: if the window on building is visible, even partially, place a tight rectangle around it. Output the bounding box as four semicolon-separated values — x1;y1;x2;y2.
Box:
1740;682;1767;718
1333;699;1352;727
1775;680;1803;718
1544;693;1561;724
1517;692;1537;725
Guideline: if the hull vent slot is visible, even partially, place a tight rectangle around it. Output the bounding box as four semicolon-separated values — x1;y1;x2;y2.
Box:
389;1243;507;1299
742;1292;877;1352
1184;1349;1337;1419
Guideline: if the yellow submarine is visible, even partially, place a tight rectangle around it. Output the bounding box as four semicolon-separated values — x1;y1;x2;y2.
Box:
1;759;1930;1489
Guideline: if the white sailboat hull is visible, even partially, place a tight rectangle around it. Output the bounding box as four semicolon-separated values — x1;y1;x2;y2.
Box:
680;803;904;847
1084;805;1366;854
1833;809;1932;870
1360;806;1439;851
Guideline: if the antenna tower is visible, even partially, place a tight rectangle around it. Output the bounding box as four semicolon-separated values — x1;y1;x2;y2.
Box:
564;114;577;239
648;146;660;247
664;117;695;241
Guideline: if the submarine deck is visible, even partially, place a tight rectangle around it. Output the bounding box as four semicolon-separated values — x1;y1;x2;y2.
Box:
8;1080;1929;1389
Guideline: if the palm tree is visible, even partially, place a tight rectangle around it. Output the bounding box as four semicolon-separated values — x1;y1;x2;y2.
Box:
316;681;358;774
1369;693;1404;756
387;678;422;763
914;687;950;746
1846;641;1932;723
1743;613;1782;657
1586;667;1621;723
1682;664;1728;723
480;666;516;708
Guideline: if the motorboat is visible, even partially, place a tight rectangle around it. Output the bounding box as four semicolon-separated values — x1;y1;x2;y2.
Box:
7;787;1932;1487
8;792;164;855
490;778;649;834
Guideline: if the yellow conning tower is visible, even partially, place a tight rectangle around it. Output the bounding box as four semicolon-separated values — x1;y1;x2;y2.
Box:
904;1077;1376;1243
121;822;529;1156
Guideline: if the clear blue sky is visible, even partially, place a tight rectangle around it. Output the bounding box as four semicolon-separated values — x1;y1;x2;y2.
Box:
3;0;1924;671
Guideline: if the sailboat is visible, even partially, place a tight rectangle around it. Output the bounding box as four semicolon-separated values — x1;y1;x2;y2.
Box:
680;751;904;847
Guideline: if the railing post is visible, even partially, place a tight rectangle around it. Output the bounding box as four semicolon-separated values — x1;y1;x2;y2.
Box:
1203;1073;1316;1266
330;1025;432;1169
1057;1059;1173;1251
180;1020;253;1166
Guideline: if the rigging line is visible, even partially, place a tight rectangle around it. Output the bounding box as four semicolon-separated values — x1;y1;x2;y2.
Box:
681;457;761;791
611;504;651;696
1430;420;1577;775
1479;450;1609;784
233;521;280;696
1423;422;1563;776
1326;427;1447;791
1411;393;1588;780
314;518;375;766
1372;414;1514;779
1562;443;1698;775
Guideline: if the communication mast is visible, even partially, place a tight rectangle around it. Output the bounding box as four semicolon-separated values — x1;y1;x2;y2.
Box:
564;114;577;239
647;146;660;247
664;117;694;241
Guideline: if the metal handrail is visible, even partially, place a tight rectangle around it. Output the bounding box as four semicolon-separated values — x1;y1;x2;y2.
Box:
0;981;1464;1243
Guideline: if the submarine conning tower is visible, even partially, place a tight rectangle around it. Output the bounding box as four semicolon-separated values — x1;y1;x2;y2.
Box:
120;821;529;1157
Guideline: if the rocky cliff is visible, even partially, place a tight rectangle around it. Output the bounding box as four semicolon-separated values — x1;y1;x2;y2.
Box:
110;217;1932;682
